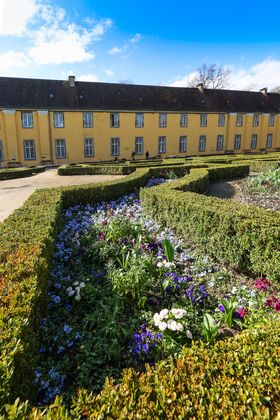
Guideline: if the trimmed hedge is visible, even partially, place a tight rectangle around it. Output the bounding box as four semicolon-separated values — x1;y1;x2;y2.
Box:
4;320;280;418
0;169;152;407
1;162;279;418
140;165;280;281
0;166;45;180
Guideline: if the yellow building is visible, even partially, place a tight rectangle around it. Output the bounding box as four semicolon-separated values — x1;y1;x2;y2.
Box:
0;76;279;166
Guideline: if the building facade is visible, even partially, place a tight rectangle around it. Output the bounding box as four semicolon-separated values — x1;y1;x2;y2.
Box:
0;76;280;166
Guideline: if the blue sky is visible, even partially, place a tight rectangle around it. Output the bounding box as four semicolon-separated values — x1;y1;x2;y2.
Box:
0;0;280;90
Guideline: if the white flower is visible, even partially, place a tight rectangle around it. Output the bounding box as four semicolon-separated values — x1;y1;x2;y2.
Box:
157;262;163;268
80;282;85;288
170;308;187;319
66;287;72;292
164;261;175;269
68;290;75;297
158;321;167;331
167;319;177;331
231;287;237;294
176;322;184;332
74;281;79;286
159;309;169;319
186;330;193;339
153;313;161;326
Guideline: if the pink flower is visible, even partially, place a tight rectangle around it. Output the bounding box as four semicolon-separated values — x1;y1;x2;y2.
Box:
255;277;272;291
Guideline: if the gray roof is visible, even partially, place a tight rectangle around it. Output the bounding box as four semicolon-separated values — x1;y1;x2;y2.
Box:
1;76;280;113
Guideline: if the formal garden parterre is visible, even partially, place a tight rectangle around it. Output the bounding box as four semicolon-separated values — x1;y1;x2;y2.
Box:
0;155;279;418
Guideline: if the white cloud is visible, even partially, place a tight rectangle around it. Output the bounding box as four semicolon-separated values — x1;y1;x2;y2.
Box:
107;33;142;56
104;69;114;76
130;33;141;43
169;59;280;91
0;1;112;69
108;46;122;55
77;73;98;82
0;50;31;72
169;71;198;87
91;18;112;40
0;0;37;36
229;59;280;90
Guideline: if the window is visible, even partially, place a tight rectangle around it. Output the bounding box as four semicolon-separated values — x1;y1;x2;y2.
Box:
110;113;119;128
236;114;243;127
199;135;206;152
84;138;94;157
251;134;258;149
23;140;36;160
135;137;144;154
200;113;207;127
0;141;3;161
216;135;224;151
253;114;259;127
55;139;66;159
179;136;187;153
83;112;93;128
266;134;273;148
268;114;275;127
180;113;188;127
135;113;144;128
111;137;120;156
22;112;33;128
158;136;166;153
54;112;64;128
218;114;225;127
159;113;167;127
234;135;241;150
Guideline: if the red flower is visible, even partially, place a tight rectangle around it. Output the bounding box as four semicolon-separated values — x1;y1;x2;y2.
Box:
255;277;272;291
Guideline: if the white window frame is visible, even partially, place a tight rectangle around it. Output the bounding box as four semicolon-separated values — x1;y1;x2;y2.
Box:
135;137;144;154
158;136;166;153
111;137;120;156
24;139;36;160
180;113;188;127
216;135;224;151
110;113;119;128
0;140;4;161
266;133;273;148
234;134;241;150
54;112;64;128
135;113;144;128
84;138;94;157
268;114;275;127
200;113;207;127
236;114;243;127
179;136;187;153
218;114;225;127
251;134;258;149
159;113;167;128
253;114;259;127
55;139;66;159
199;135;206;152
83;112;93;128
22;112;33;128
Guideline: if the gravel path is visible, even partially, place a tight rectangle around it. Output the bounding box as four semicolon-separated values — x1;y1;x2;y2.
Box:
0;169;124;222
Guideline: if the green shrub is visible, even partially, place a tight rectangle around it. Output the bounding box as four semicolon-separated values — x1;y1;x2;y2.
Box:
4;319;280;419
0;166;45;180
140;165;280;281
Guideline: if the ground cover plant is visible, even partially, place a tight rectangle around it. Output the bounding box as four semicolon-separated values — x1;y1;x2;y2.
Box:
242;168;280;196
30;177;279;411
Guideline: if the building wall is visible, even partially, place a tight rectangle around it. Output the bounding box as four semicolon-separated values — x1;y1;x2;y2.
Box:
0;109;279;166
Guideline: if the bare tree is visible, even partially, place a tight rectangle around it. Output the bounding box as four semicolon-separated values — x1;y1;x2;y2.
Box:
270;86;280;93
190;64;231;89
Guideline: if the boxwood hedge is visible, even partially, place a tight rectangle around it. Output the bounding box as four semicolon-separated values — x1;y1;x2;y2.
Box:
0;163;279;418
0;166;45;180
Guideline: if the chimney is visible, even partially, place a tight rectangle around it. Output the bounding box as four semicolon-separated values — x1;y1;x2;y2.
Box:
68;75;76;87
260;87;268;96
196;83;204;93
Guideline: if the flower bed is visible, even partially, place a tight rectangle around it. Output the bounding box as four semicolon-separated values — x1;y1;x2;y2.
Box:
29;179;279;409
